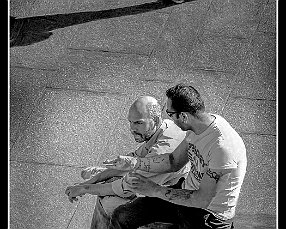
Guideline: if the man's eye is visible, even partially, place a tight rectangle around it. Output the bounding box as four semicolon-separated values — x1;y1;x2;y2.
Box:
129;121;144;125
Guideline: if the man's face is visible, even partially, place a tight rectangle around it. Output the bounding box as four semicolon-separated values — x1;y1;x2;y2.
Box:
166;98;185;130
127;110;156;143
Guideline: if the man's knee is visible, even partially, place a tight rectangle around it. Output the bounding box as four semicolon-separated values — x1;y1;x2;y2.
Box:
110;206;129;227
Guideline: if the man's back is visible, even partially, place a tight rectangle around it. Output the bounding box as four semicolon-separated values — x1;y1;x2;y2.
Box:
184;114;247;220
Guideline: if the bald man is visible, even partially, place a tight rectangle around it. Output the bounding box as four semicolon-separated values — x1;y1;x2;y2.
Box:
65;96;189;227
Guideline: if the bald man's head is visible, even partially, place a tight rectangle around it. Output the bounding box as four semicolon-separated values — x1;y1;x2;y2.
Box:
128;96;162;143
129;96;161;120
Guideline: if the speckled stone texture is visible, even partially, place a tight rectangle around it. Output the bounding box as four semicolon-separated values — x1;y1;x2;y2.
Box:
10;161;85;229
236;134;276;216
10;67;48;144
10;89;128;167
9;0;277;228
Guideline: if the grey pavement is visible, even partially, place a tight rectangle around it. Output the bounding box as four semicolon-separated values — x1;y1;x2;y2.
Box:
9;0;277;228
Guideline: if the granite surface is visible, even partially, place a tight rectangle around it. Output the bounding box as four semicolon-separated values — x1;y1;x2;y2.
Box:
9;0;277;228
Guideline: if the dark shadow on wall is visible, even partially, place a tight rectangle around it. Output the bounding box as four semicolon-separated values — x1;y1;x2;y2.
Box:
10;0;195;47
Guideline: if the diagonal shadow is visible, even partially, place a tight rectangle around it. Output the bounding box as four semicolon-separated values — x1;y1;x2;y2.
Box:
10;0;195;47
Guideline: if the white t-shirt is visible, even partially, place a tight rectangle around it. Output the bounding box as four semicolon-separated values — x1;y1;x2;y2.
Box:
183;114;247;220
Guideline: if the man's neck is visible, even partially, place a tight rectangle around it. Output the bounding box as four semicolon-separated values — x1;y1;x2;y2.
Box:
144;119;163;142
191;113;215;135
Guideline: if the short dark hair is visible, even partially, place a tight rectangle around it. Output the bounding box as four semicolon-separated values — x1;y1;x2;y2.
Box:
166;83;205;116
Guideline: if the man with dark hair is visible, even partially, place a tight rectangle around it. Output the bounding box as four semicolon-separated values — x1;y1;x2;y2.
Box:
105;83;247;229
166;83;205;117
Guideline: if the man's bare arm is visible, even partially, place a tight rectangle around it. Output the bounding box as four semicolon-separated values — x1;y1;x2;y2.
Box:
80;168;127;185
65;182;116;202
149;168;232;208
81;151;137;185
104;139;189;173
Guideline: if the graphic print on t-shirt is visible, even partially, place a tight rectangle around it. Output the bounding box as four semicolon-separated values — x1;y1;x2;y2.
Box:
187;143;208;183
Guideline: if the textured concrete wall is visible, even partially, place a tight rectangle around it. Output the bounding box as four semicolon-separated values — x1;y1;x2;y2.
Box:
10;0;276;228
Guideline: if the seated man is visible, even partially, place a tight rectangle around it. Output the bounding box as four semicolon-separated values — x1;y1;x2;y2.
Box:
105;84;247;229
65;96;190;228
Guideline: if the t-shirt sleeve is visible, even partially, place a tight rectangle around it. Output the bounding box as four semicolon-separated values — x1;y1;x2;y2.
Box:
208;143;237;170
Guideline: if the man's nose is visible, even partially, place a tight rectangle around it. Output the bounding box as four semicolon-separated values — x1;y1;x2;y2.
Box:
129;123;137;132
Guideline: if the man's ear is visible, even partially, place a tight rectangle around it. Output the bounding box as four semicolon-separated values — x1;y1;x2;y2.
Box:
180;112;188;123
153;116;160;126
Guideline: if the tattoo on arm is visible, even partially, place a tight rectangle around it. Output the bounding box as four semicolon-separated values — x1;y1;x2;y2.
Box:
142;158;151;172
84;185;90;190
206;169;223;183
142;156;167;172
169;154;176;171
152;157;166;164
164;188;194;201
136;158;150;172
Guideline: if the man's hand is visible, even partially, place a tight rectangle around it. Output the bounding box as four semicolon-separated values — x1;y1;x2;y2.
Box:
65;184;86;203
103;156;138;171
81;166;106;180
124;172;161;197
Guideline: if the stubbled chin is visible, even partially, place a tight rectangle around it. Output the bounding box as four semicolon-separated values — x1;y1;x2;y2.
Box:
133;135;144;143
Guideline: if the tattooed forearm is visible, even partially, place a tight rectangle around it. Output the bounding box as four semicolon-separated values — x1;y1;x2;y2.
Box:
152;157;167;164
169;154;175;171
206;169;223;183
84;185;90;190
164;188;194;201
142;158;151;172
136;158;151;172
136;154;171;173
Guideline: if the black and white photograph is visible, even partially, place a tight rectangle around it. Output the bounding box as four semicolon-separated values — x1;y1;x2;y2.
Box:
8;0;277;228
